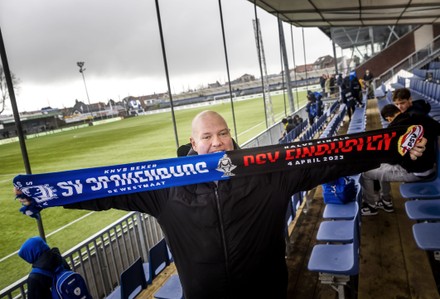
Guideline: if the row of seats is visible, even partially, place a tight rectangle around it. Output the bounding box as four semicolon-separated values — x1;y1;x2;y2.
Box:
401;137;440;251
280;100;340;144
107;238;183;299
308;174;363;295
346;104;367;134
429;62;440;69
320;105;346;138
413;67;440;82
284;101;344;237
299;113;328;142
307;104;367;297
408;79;440;121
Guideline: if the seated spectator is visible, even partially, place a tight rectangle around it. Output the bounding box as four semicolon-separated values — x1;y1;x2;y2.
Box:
292;115;303;127
392;87;431;117
285;117;296;133
361;104;440;215
279;118;289;140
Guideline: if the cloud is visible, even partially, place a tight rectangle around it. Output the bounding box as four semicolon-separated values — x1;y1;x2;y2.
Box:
0;0;333;112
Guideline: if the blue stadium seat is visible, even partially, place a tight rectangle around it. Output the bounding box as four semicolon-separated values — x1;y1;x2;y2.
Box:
412;223;440;250
317;208;359;243
405;199;440;221
308;240;358;275
399;137;440;199
147;239;171;284
154;274;184;299
147;239;184;299
322;176;361;220
308;201;360;290
107;257;147;299
322;201;358;220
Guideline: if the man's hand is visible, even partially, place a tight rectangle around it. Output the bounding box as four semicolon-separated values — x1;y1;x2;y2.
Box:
14;188;31;205
14;188;41;219
409;137;427;160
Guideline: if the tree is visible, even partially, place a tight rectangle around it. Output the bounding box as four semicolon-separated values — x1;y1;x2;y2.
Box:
0;65;20;114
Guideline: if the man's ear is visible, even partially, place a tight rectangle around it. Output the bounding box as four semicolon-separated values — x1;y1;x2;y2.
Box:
190;137;196;151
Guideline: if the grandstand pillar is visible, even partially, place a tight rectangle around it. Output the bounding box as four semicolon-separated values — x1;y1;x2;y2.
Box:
290;26;300;110
369;27;375;55
218;0;238;143
277;18;295;114
301;28;309;83
331;28;339;74
0;26;46;240
154;0;179;149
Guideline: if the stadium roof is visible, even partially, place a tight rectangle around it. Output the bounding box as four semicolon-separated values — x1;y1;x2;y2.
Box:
250;0;440;27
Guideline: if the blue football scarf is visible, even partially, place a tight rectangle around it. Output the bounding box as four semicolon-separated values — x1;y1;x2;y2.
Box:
14;125;423;210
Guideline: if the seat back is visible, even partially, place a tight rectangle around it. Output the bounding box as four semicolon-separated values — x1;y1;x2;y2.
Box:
149;238;171;283
120;257;147;299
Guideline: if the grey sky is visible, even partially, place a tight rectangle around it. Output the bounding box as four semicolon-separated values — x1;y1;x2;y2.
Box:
0;0;333;112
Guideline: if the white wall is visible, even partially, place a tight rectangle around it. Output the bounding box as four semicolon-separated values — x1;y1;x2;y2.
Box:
414;25;434;52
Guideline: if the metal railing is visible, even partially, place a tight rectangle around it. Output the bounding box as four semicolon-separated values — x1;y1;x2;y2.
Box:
374;35;440;87
1;212;164;299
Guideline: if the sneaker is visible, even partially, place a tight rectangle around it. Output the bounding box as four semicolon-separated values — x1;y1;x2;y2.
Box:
361;204;378;216
376;199;394;213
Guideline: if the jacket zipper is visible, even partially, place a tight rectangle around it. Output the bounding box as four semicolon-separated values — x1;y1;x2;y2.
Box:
214;186;231;291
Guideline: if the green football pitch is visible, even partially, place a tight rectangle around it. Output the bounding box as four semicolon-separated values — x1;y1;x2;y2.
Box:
0;91;308;289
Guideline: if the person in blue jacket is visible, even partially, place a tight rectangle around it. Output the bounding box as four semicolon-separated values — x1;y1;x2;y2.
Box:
18;237;69;299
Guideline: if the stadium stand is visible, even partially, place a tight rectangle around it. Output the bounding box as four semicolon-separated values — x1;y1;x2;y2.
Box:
4;30;440;299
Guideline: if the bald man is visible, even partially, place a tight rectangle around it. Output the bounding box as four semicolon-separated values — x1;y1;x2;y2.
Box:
27;110;424;299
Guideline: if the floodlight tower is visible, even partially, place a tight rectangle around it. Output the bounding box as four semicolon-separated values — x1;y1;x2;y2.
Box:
77;61;92;117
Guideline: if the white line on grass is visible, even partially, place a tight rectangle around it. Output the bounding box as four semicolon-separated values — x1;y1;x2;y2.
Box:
0;211;94;263
237;111;285;138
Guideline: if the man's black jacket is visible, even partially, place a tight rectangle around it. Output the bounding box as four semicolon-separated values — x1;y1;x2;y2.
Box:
66;160;378;299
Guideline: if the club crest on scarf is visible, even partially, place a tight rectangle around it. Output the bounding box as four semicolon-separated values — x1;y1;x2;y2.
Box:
20;185;58;204
397;125;424;156
216;154;237;177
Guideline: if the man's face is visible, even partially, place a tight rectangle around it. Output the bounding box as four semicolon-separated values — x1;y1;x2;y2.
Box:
190;113;234;154
393;98;412;113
